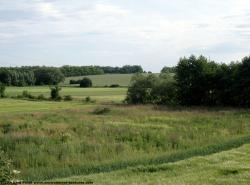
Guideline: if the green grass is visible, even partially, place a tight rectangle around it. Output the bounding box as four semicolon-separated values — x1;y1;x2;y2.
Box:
5;86;127;102
56;143;250;185
63;73;163;87
64;74;134;87
1;98;250;181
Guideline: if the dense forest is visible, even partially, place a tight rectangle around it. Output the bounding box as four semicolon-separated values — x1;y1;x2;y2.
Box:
126;55;250;107
0;65;143;86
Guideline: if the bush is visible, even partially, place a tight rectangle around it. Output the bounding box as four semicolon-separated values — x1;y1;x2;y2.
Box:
50;86;62;101
92;107;111;115
1;124;14;134
151;80;178;105
85;96;91;102
37;94;46;100
0;83;5;98
64;95;73;101
80;78;92;88
126;74;157;104
21;90;35;99
69;80;81;84
110;84;120;88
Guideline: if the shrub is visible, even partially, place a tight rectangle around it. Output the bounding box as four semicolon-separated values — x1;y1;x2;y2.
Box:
92;107;111;115
126;73;178;105
1;124;14;134
0;83;5;98
22;90;35;99
126;74;157;104
69;80;81;84
50;86;62;101
37;94;46;100
80;78;92;88
151;80;178;105
109;84;120;88
64;95;73;101
85;96;91;102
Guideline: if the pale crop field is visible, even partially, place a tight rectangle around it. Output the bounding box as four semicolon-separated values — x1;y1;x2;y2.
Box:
64;74;134;86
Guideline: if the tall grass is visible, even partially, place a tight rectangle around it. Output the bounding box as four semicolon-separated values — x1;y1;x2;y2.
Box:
1;101;250;180
24;135;250;180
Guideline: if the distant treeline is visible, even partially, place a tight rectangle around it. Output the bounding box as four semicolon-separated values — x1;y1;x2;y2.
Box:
127;55;250;107
61;65;143;77
0;65;143;86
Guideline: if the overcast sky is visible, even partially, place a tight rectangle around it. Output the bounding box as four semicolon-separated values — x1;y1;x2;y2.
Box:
0;0;250;72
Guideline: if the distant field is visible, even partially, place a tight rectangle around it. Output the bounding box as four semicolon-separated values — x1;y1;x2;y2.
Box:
64;74;134;87
63;73;162;87
5;86;127;102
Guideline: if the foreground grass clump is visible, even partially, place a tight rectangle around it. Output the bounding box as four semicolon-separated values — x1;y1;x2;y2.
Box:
92;107;111;115
1;99;250;180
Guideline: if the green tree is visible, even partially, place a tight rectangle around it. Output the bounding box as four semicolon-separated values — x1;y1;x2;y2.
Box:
175;55;218;106
161;66;176;74
50;86;62;100
126;74;157;104
34;67;65;85
0;83;5;98
234;56;250;106
80;78;92;88
151;79;178;105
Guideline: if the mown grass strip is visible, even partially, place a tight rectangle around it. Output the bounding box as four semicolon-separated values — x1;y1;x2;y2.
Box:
25;135;250;181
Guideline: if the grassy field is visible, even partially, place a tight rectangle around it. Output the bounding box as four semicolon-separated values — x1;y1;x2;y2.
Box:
64;74;134;87
1;95;250;182
63;73;163;86
5;86;127;102
56;143;250;185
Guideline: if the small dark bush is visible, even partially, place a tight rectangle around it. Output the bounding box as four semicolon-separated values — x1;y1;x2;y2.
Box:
219;169;239;176
80;78;92;88
50;86;62;101
0;83;6;98
1;123;14;134
22;90;35;99
37;94;46;100
85;96;91;102
110;84;120;88
69;80;81;84
92;107;111;115
64;95;73;101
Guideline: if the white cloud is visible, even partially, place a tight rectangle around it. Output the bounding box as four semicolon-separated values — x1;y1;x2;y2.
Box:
0;0;250;70
37;2;62;18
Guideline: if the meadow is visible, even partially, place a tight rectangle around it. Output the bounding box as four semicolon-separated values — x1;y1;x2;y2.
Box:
1;90;250;182
5;86;127;102
64;74;134;86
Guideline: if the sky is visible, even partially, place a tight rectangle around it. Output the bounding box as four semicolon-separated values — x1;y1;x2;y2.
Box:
0;0;250;72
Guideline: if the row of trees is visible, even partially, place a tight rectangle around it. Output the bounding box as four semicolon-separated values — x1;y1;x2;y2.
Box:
126;55;250;107
61;65;143;77
60;66;104;77
101;65;143;74
0;65;143;86
0;67;64;86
